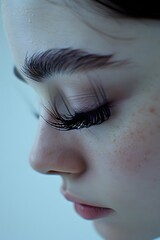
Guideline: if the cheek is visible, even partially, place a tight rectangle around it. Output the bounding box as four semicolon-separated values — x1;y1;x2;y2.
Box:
109;114;160;180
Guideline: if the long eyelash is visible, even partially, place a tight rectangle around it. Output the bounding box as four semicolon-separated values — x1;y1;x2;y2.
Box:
41;101;112;131
40;83;113;131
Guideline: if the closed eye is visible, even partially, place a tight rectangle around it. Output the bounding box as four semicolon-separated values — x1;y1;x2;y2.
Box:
40;77;115;132
41;100;113;131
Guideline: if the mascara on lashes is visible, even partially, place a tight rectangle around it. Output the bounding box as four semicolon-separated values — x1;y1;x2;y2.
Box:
39;82;114;130
40;95;113;131
41;88;113;131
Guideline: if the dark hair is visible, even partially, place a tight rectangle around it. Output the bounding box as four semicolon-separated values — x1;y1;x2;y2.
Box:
47;0;160;20
94;0;160;19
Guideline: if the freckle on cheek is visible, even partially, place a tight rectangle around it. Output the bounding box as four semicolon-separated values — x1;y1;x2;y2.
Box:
113;132;149;174
149;107;156;114
130;132;134;136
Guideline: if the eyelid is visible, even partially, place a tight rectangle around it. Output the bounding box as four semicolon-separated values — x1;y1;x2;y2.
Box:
68;94;105;113
40;95;113;131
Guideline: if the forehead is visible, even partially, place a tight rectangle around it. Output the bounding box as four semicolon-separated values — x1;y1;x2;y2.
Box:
2;0;160;38
1;1;89;65
0;0;114;65
2;0;160;72
1;0;143;37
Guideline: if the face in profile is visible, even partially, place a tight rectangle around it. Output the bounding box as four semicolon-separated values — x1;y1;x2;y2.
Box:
1;1;160;239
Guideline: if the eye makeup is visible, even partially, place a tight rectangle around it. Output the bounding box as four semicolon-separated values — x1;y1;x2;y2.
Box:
40;82;114;131
41;100;113;131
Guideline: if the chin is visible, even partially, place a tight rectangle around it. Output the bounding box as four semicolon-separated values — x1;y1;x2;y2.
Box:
92;221;153;240
93;221;109;240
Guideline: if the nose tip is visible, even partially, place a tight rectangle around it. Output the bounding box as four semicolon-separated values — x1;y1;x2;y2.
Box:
29;148;87;176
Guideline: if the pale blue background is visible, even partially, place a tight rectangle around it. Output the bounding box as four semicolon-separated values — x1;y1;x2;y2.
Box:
0;16;102;240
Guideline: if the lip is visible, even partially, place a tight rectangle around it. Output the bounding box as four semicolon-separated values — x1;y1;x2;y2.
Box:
74;203;114;220
62;191;114;220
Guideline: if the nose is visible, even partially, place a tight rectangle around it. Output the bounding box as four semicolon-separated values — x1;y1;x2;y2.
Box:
29;119;86;175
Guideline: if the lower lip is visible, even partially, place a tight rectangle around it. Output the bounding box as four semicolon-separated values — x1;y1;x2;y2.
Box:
74;203;114;220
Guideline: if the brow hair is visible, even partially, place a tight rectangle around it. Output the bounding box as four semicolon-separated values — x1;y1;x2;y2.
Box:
21;48;128;82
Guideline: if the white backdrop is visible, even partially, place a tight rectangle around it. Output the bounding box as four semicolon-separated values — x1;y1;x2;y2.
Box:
0;16;102;240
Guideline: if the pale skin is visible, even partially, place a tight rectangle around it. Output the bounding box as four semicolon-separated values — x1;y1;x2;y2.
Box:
1;1;160;239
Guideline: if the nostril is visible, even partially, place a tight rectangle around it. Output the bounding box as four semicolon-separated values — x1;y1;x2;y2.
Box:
47;170;57;175
46;170;72;175
46;170;70;175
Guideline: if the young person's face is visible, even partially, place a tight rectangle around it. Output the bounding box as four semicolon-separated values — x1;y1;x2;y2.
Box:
2;1;160;239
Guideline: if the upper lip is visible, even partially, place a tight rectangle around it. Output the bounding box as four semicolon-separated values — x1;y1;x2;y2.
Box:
63;192;89;205
62;189;111;209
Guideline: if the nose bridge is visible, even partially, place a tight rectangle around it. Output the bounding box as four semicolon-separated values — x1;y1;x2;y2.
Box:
29;119;86;175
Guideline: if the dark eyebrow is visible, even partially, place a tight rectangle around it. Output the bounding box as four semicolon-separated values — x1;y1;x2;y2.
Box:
20;47;128;82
